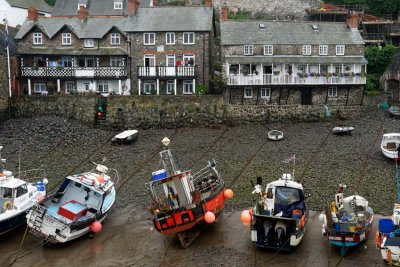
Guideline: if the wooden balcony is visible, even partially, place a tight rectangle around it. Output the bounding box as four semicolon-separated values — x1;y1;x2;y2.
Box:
138;66;195;78
21;66;127;79
227;74;366;86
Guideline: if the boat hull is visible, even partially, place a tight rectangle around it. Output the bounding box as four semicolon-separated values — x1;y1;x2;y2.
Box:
0;210;28;235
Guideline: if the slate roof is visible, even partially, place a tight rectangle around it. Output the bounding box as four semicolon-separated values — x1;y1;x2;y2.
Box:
6;0;53;13
124;7;213;32
221;21;365;45
15;17;127;39
52;0;151;16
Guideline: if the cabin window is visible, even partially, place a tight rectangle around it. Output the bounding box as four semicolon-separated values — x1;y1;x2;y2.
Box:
16;185;28;198
266;188;273;199
74;182;82;188
3;188;12;198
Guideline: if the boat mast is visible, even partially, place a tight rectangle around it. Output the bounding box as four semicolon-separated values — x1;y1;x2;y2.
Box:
160;137;178;176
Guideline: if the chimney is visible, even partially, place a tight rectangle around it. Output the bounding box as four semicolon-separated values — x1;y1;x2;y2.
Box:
346;13;360;29
128;0;140;15
77;5;89;20
28;6;38;21
205;0;212;7
221;4;228;21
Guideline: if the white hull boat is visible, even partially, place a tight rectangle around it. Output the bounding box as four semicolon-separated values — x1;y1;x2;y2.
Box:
332;127;354;135
0;146;47;235
26;163;119;244
267;130;284;141
381;133;400;160
111;130;138;144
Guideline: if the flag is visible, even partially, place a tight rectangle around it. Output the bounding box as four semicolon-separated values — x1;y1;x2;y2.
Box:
283;155;296;163
3;19;8;50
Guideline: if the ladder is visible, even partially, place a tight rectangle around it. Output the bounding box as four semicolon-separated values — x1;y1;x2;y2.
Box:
30;205;46;233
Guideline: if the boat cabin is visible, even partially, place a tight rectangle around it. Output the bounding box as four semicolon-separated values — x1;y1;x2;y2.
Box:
382;133;400;151
0;171;30;212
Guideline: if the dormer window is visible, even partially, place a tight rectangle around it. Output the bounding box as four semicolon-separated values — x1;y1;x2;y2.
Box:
33;32;43;45
111;33;121;45
84;39;94;48
302;45;311;56
244;45;254;56
336;45;345;55
114;1;123;9
62;33;71;45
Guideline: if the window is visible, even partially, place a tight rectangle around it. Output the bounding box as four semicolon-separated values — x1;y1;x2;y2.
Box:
336;45;345;55
260;88;271;99
34;82;46;93
33;33;42;45
263;45;273;55
16;185;28;197
319;45;328;56
183;32;195;44
166;32;175;45
166;55;175;67
61;56;73;67
111;33;120;45
144;33;155;45
244;45;254;56
84;39;94;48
84;82;90;91
62;33;71;45
3;187;12;198
144;82;156;94
328;87;337;97
302;45;311;55
183;81;194;94
244;88;253;98
65;81;75;93
166;80;174;94
114;1;123;9
335;65;343;74
110;56;123;67
183;54;195;66
98;81;109;92
144;55;155;67
85;57;94;67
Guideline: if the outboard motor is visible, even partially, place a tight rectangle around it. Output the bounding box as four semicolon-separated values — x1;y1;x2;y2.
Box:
263;220;273;239
275;221;287;244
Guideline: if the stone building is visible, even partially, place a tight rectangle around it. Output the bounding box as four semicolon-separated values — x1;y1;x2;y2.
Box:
220;7;367;106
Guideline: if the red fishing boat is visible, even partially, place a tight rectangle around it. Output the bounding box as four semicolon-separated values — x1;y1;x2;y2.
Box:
147;137;233;247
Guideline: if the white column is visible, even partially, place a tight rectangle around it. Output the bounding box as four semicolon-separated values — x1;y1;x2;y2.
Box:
226;63;229;77
238;64;241;84
292;64;295;84
118;80;122;95
28;79;31;95
138;79;141;95
156;79;159;95
174;79;177;95
260;63;263;84
57;79;60;93
192;79;195;94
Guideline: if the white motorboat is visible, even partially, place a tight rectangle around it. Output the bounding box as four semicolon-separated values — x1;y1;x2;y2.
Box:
381;133;400;160
0;146;47;235
267;130;284;141
26;162;119;244
111;130;139;144
332;126;354;135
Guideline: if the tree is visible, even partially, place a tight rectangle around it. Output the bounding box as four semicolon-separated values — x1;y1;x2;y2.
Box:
366;0;399;17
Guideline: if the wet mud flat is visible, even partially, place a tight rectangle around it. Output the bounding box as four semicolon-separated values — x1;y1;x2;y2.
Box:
0;106;397;266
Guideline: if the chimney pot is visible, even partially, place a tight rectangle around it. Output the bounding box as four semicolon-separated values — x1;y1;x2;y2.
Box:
28;6;38;21
128;0;140;15
346;13;360;29
77;5;88;20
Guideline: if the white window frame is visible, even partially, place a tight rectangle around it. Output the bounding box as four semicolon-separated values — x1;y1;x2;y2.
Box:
62;33;71;45
335;65;343;74
98;80;109;93
166;55;175;67
84;39;94;48
144;55;156;67
166;80;174;94
84;82;90;91
110;33;121;45
33;33;43;45
144;33;155;45
61;56;73;67
328;86;337;97
183;32;195;45
244;87;253;98
183;80;194;94
183;54;195;66
143;82;156;94
336;45;345;55
260;88;271;99
263;45;273;56
114;1;123;9
34;82;46;93
244;45;254;56
302;45;311;55
319;45;328;56
166;32;175;45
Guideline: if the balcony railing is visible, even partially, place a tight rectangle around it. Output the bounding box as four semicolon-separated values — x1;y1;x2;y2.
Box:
21;66;127;78
227;74;366;86
138;66;195;77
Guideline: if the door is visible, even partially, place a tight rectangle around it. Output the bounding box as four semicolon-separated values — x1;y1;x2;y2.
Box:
301;88;312;105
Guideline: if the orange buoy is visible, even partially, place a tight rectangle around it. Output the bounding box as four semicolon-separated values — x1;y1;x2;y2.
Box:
243;221;251;228
300;215;306;228
97;176;105;183
241;210;251;225
204;211;215;223
90;221;102;233
224;189;234;200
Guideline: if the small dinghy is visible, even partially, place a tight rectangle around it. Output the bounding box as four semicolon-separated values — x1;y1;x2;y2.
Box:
244;173;308;250
389;106;400;118
147;137;233;248
381;133;400;160
268;130;284;141
26;162;119;244
320;184;374;257
0;146;47;235
332;127;354;135
111;130;138;144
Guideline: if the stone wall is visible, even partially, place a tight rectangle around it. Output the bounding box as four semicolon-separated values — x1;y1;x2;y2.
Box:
9;94;363;129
